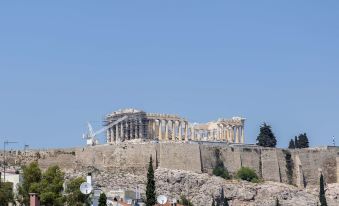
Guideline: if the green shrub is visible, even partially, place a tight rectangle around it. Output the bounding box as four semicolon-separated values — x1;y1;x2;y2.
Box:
213;167;230;179
236;167;259;183
212;149;230;179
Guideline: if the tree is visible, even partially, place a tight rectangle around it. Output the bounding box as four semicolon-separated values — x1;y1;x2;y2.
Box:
38;165;65;206
275;198;280;206
236;167;259;183
215;188;228;206
22;165;65;206
288;139;295;149
298;133;309;148
256;123;277;147
319;174;327;206
0;182;14;205
98;192;107;206
146;156;156;206
17;162;42;205
65;177;90;206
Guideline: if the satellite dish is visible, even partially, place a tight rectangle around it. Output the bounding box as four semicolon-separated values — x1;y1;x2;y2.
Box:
157;195;168;204
80;182;93;195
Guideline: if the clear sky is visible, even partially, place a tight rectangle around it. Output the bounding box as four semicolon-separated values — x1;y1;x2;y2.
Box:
0;1;338;149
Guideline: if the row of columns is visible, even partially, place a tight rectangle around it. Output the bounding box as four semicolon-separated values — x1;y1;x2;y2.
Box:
190;125;244;143
106;119;245;144
148;119;189;141
107;118;146;143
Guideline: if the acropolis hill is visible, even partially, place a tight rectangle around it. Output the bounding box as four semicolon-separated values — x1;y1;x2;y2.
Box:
5;143;339;205
4;108;339;205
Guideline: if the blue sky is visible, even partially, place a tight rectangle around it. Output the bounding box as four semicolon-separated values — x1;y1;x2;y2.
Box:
0;1;338;149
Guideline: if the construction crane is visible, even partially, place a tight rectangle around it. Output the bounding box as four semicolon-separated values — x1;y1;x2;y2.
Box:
83;115;128;146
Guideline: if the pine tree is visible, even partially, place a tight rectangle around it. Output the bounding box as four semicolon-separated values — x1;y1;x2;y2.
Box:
146;156;156;206
294;136;299;148
256;123;277;147
298;133;309;148
319;174;327;206
98;192;107;206
288;139;295;149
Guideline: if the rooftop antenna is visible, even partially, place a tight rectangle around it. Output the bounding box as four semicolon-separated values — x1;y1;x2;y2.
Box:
157;195;168;205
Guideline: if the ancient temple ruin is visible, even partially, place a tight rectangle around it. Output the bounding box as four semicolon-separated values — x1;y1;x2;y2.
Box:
105;108;245;144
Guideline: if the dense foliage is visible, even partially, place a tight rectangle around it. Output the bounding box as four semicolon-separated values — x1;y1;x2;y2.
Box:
236;167;259;183
256;123;277;147
288;139;295;149
289;133;309;149
0;182;14;205
65;177;90;206
319;174;327;206
98;192;107;206
18;163;65;206
145;156;156;206
17;162;42;205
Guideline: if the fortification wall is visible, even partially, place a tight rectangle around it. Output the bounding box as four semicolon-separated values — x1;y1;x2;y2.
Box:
159;143;201;173
4;143;339;186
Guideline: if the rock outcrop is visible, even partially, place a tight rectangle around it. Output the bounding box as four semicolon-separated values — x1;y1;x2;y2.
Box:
66;167;339;206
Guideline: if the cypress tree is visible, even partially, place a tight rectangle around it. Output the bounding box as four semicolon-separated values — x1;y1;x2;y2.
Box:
146;156;156;206
98;192;107;206
288;139;295;149
298;133;309;148
275;198;280;206
256;123;277;147
319;174;327;206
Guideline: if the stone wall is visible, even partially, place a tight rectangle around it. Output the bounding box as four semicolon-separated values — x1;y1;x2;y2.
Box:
4;143;339;186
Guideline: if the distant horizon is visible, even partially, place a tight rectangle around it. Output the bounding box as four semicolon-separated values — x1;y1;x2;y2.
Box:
0;1;338;149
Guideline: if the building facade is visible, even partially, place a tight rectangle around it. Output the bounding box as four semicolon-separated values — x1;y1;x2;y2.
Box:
105;108;245;144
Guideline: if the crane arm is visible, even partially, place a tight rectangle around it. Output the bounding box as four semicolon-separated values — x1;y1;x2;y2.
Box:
93;115;128;136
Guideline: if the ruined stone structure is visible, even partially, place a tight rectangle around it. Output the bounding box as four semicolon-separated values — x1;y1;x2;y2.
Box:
7;143;339;187
105;108;245;144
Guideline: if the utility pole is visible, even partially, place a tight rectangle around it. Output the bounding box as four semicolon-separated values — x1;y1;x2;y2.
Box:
3;140;18;183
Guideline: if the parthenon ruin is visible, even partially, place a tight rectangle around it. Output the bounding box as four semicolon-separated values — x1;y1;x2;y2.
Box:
105;108;245;144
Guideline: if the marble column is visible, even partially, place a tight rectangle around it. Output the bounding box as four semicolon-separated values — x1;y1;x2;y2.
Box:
135;119;139;139
185;122;188;141
191;127;195;140
152;120;156;139
236;126;240;143
165;120;169;140
242;126;245;143
230;127;234;143
172;120;176;140
115;125;119;143
139;119;143;139
226;127;229;142
178;121;182;140
158;120;162;140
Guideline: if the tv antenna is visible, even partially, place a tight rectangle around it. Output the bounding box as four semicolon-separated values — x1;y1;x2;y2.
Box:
80;182;93;195
157;195;168;205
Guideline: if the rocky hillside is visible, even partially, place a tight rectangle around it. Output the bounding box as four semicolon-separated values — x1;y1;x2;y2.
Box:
66;167;339;206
